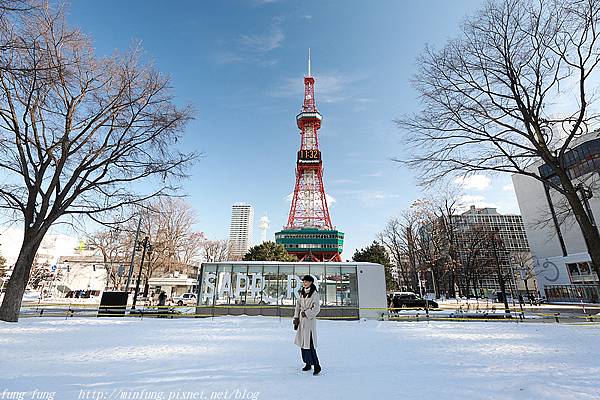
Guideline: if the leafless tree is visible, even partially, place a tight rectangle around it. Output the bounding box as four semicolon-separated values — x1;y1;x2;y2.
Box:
0;0;36;13
89;198;204;288
397;0;600;292
202;239;232;263
27;257;51;290
0;6;196;322
140;198;204;280
86;228;129;289
0;1;39;69
428;193;465;298
511;250;537;301
454;224;498;298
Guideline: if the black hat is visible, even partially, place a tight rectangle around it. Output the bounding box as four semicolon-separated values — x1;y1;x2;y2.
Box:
301;275;314;282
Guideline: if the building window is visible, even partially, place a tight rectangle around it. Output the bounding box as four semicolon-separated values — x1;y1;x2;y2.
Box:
567;261;599;284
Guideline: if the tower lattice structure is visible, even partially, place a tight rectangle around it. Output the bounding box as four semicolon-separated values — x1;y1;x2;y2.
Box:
277;51;343;262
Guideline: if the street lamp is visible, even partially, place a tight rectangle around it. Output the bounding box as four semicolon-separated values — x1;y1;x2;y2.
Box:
132;236;153;309
125;215;143;292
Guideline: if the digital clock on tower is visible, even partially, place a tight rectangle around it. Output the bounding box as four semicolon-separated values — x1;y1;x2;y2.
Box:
297;149;321;163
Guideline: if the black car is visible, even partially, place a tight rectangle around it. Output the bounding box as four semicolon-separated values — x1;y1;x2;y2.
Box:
391;292;438;309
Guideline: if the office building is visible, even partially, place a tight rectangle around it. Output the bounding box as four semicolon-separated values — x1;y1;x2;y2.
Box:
229;203;254;259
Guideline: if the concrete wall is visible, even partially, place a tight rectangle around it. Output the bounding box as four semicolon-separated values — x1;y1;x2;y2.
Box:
512;164;600;295
535;252;590;289
511;173;592;259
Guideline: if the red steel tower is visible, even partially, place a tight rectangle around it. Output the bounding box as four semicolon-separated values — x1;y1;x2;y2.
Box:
275;51;344;262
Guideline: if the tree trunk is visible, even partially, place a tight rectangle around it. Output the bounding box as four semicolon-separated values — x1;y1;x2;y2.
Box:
448;271;455;298
524;279;532;305
0;233;43;322
465;277;471;299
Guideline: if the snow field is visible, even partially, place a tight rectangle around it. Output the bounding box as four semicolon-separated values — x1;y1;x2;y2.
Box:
0;316;599;400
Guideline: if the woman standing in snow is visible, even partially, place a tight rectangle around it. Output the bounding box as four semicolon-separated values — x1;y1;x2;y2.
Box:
293;275;321;375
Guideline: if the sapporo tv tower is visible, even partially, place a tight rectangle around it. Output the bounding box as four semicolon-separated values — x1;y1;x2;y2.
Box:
275;50;344;262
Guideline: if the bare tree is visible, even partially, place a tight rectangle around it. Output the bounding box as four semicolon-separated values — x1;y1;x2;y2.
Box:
0;1;39;69
511;250;537;301
398;0;600;292
454;224;498;298
377;218;408;290
140;198;204;280
27;257;51;290
202;239;231;263
0;7;196;322
0;0;36;13
89;198;204;289
86;228;129;289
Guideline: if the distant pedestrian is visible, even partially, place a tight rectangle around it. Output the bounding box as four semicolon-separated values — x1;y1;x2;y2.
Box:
293;275;321;375
158;291;167;307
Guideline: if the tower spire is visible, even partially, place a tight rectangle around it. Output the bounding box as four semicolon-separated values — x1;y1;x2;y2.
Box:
308;48;311;77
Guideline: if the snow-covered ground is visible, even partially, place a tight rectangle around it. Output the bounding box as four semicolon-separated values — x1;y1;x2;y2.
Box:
1;317;599;400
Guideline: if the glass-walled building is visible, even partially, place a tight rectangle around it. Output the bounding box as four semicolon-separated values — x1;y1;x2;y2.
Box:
196;262;387;320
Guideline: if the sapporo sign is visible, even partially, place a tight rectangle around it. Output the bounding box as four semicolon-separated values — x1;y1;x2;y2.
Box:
202;272;319;301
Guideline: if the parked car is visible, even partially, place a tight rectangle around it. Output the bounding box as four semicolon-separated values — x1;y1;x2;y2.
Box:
173;292;197;306
391;292;438;309
22;291;42;302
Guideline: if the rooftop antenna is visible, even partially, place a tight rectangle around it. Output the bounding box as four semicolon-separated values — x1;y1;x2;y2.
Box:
308;48;311;77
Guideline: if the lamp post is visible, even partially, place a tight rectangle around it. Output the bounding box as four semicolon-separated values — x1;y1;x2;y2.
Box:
132;236;153;310
506;255;518;308
125;215;143;292
107;228;120;290
428;266;438;299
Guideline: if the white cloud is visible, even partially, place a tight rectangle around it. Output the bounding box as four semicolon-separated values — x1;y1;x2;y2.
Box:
240;29;284;52
335;190;401;208
214;51;246;65
0;227;22;265
362;171;383;178
460;194;485;203
250;0;279;5
502;184;515;192
0;227;79;266
454;175;491;191
458;194;498;211
332;179;358;185
271;72;366;104
214;17;284;65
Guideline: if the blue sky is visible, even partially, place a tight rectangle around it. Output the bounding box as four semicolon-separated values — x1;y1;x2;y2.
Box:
64;0;522;258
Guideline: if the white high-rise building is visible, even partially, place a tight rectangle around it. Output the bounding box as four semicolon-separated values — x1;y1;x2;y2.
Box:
229;203;254;259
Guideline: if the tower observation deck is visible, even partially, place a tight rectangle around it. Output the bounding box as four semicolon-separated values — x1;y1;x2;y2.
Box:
275;51;344;262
